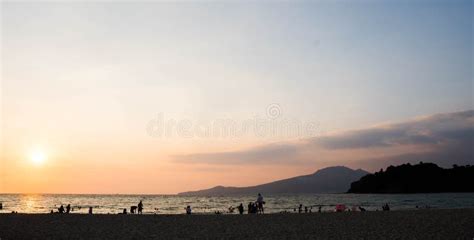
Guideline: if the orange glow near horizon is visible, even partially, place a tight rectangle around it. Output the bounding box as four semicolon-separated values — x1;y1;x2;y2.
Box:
1;2;472;195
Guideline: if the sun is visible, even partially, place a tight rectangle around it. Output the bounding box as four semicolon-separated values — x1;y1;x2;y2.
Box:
30;150;47;166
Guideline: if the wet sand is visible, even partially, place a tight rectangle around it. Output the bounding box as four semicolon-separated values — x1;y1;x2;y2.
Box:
1;209;473;239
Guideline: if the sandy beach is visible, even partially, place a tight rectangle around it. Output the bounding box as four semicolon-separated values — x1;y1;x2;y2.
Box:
1;209;473;240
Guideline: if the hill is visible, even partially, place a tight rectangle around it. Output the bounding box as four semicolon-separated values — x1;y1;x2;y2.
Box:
178;166;369;196
348;162;474;193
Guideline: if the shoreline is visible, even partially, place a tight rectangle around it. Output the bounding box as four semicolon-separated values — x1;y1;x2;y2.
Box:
2;207;474;215
1;209;473;239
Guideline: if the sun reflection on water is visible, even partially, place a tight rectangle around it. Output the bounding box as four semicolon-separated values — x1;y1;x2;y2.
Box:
19;194;43;213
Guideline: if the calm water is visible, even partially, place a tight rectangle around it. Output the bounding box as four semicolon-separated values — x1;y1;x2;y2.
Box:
1;193;473;214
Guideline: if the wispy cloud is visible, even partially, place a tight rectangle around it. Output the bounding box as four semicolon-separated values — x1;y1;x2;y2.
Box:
173;110;474;169
315;110;474;149
174;143;301;165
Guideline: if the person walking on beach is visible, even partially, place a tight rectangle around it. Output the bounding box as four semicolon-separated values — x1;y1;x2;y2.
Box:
238;203;244;215
256;193;265;214
298;204;303;213
138;201;143;214
66;204;71;213
89;207;93;214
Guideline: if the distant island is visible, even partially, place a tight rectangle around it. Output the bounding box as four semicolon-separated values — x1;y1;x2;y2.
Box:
348;162;474;193
178;166;369;196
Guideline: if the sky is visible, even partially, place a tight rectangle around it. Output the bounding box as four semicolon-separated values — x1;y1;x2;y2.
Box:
0;0;473;194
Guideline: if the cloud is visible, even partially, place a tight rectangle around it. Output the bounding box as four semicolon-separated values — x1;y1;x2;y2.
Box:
174;143;301;165
173;110;474;169
315;110;474;149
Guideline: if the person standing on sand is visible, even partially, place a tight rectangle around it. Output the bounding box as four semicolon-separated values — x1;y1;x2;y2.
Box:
185;205;192;214
138;201;143;214
89;207;93;214
66;204;71;213
238;203;244;215
256;193;265;214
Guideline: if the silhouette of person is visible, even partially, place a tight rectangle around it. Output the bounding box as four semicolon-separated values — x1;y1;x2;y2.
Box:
256;193;265;214
298;204;303;213
66;204;71;214
185;205;192;215
251;203;258;214
58;205;65;213
130;206;137;214
123;208;127;214
238;203;244;215
89;207;93;214
304;206;308;213
138;201;143;214
318;206;322;213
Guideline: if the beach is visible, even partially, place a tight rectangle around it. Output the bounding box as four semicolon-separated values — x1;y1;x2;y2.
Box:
1;209;473;240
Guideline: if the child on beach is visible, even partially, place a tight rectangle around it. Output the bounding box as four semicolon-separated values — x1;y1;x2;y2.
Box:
185;206;192;215
58;205;65;213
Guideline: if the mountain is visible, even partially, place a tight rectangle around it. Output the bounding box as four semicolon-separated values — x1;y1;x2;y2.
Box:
348;162;474;193
178;166;369;196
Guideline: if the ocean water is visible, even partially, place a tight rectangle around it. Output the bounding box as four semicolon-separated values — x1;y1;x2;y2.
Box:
0;193;473;214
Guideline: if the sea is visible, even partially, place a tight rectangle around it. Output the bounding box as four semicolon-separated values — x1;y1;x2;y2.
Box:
1;193;473;214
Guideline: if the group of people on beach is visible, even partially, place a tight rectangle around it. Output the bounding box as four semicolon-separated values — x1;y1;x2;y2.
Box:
56;204;71;214
121;200;144;214
203;193;266;215
247;193;265;214
54;204;94;214
43;194;394;215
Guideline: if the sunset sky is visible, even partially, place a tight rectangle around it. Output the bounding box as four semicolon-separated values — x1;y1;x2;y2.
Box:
1;1;473;194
